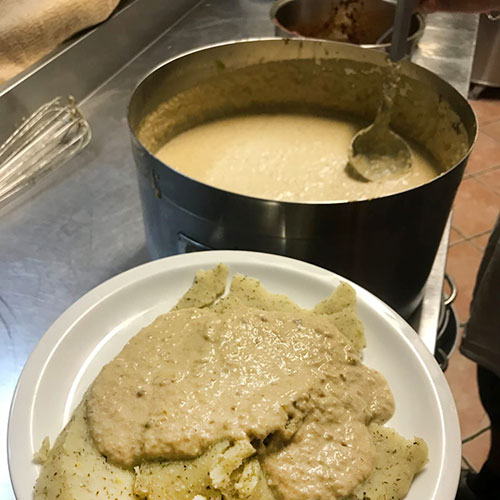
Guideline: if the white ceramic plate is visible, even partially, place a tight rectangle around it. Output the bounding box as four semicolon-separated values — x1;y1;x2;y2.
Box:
8;250;461;500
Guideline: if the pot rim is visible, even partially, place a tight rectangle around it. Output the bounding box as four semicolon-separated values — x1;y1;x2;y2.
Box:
127;37;478;208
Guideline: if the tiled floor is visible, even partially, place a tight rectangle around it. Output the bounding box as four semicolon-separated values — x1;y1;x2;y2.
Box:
445;89;500;471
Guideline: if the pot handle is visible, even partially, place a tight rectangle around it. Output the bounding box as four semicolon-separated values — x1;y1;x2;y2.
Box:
178;233;212;253
444;274;457;307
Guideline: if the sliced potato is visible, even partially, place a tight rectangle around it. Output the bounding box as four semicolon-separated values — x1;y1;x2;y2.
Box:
134;441;229;500
348;424;428;500
174;263;229;310
33;401;137;500
135;440;275;500
314;282;366;351
210;274;301;314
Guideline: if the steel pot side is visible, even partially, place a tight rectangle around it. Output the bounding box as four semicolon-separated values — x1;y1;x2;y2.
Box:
128;38;477;318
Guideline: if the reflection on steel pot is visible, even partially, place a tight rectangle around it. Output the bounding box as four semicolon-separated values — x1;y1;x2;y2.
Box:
127;39;476;318
271;0;425;54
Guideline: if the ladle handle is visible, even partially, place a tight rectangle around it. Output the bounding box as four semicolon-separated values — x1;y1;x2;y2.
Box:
389;0;418;62
374;76;397;129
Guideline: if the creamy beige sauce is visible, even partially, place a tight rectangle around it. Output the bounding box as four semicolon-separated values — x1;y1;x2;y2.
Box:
155;113;440;202
87;306;394;499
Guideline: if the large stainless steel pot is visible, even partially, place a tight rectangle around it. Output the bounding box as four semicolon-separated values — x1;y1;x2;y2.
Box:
271;0;425;53
128;38;476;318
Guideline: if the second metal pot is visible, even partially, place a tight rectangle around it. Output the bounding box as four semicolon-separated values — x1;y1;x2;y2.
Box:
128;38;476;318
271;0;425;54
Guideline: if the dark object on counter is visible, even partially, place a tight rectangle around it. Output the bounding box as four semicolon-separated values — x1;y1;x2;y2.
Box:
128;38;476;318
271;0;425;54
471;13;500;89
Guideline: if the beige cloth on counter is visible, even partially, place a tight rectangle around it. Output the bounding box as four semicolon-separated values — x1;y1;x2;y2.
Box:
0;0;120;84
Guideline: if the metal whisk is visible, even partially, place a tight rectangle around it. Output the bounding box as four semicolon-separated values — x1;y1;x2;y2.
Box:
0;96;91;208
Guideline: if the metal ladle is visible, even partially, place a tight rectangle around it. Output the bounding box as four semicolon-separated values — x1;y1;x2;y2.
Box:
348;0;417;181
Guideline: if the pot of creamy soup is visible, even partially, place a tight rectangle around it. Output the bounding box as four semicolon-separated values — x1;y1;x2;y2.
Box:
128;38;476;318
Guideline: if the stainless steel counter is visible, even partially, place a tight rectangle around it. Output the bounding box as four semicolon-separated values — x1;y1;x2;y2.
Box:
0;2;478;497
409;11;479;353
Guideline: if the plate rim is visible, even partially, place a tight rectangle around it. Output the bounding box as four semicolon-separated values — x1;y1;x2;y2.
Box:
8;250;461;500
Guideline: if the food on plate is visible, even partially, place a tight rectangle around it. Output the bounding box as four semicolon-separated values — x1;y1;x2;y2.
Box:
34;264;428;499
154;113;440;202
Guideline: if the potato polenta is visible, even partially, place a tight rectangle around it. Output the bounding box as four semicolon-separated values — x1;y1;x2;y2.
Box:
34;264;427;500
